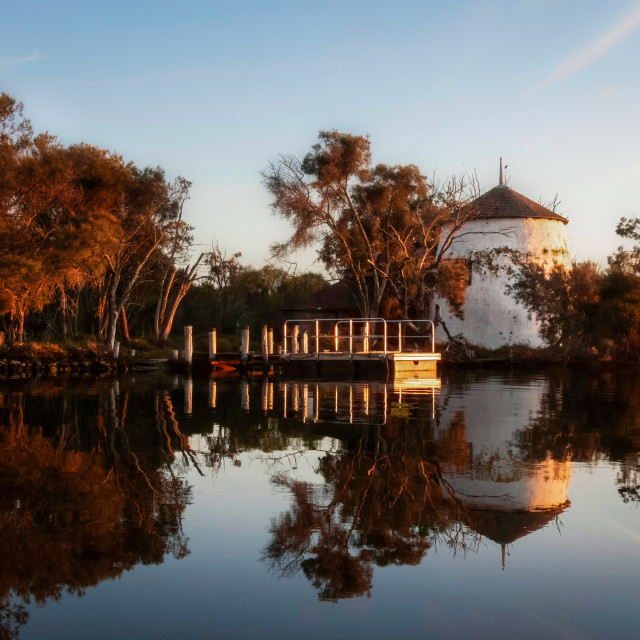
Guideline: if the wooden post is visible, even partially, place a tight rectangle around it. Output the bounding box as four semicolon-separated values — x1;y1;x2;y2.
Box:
113;341;120;360
208;329;217;360
261;325;269;362
292;325;299;354
268;328;274;355
184;378;193;414
184;326;193;366
241;326;250;357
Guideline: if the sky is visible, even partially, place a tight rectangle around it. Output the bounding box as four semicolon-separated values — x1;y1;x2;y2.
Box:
2;0;640;271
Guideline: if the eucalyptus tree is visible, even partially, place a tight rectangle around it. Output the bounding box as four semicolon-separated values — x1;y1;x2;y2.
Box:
262;130;481;320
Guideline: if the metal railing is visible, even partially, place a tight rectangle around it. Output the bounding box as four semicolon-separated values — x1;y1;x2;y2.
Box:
282;318;436;355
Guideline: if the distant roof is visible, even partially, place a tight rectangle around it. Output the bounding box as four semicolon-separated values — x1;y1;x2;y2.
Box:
470;185;568;224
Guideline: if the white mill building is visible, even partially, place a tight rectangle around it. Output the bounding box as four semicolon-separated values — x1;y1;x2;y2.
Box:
437;167;571;349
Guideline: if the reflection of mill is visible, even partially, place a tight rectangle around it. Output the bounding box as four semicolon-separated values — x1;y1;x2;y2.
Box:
200;375;572;567
207;375;573;569
436;377;573;567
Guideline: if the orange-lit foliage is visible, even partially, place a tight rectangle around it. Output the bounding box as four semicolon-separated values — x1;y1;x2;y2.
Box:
0;387;191;637
263;130;483;320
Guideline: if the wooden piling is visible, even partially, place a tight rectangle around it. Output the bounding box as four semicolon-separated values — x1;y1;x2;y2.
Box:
268;328;274;355
184;326;193;366
241;326;250;356
208;329;217;360
261;325;269;362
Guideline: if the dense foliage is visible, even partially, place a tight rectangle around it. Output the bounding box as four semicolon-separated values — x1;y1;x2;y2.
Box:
507;217;640;360
262;130;483;319
0;94;325;349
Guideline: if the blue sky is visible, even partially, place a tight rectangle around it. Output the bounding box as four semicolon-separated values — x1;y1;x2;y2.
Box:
3;0;640;269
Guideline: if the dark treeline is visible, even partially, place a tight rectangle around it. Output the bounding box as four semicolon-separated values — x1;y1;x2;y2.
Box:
0;94;325;351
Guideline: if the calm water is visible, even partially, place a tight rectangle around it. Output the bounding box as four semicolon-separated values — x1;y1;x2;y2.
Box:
1;370;639;639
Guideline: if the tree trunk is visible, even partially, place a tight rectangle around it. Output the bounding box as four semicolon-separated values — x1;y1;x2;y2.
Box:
120;306;130;344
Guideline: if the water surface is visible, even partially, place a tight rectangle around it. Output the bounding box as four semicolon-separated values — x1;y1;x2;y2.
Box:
1;370;639;639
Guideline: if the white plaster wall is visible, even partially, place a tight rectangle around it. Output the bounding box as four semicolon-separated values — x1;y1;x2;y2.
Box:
437;218;570;348
436;377;572;511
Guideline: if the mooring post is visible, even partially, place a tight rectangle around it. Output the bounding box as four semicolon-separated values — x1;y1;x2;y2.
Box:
184;378;193;414
261;325;269;362
241;326;250;358
184;326;193;366
208;329;216;360
268;328;274;355
292;325;300;354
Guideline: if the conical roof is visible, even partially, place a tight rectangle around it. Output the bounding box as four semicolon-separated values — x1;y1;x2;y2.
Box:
471;185;568;224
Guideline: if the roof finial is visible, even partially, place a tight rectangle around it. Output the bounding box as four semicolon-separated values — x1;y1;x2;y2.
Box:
499;157;504;186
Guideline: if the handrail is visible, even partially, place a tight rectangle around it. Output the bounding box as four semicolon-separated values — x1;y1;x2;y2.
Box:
282;318;435;355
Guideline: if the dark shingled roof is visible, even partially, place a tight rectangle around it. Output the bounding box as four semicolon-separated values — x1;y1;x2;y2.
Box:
471;185;568;224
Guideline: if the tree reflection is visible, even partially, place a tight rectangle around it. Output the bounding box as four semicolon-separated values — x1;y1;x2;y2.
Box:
262;421;479;602
0;382;193;638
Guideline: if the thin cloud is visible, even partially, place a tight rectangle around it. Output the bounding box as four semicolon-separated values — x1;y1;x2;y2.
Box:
0;49;44;68
526;5;640;95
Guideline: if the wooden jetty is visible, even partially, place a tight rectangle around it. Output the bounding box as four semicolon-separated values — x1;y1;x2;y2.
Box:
192;318;440;380
280;318;440;379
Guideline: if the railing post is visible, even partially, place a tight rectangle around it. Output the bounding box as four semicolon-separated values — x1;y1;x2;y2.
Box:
364;321;369;353
302;328;309;354
383;320;387;354
334;323;339;352
349;319;353;354
398;322;402;353
315;320;319;354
